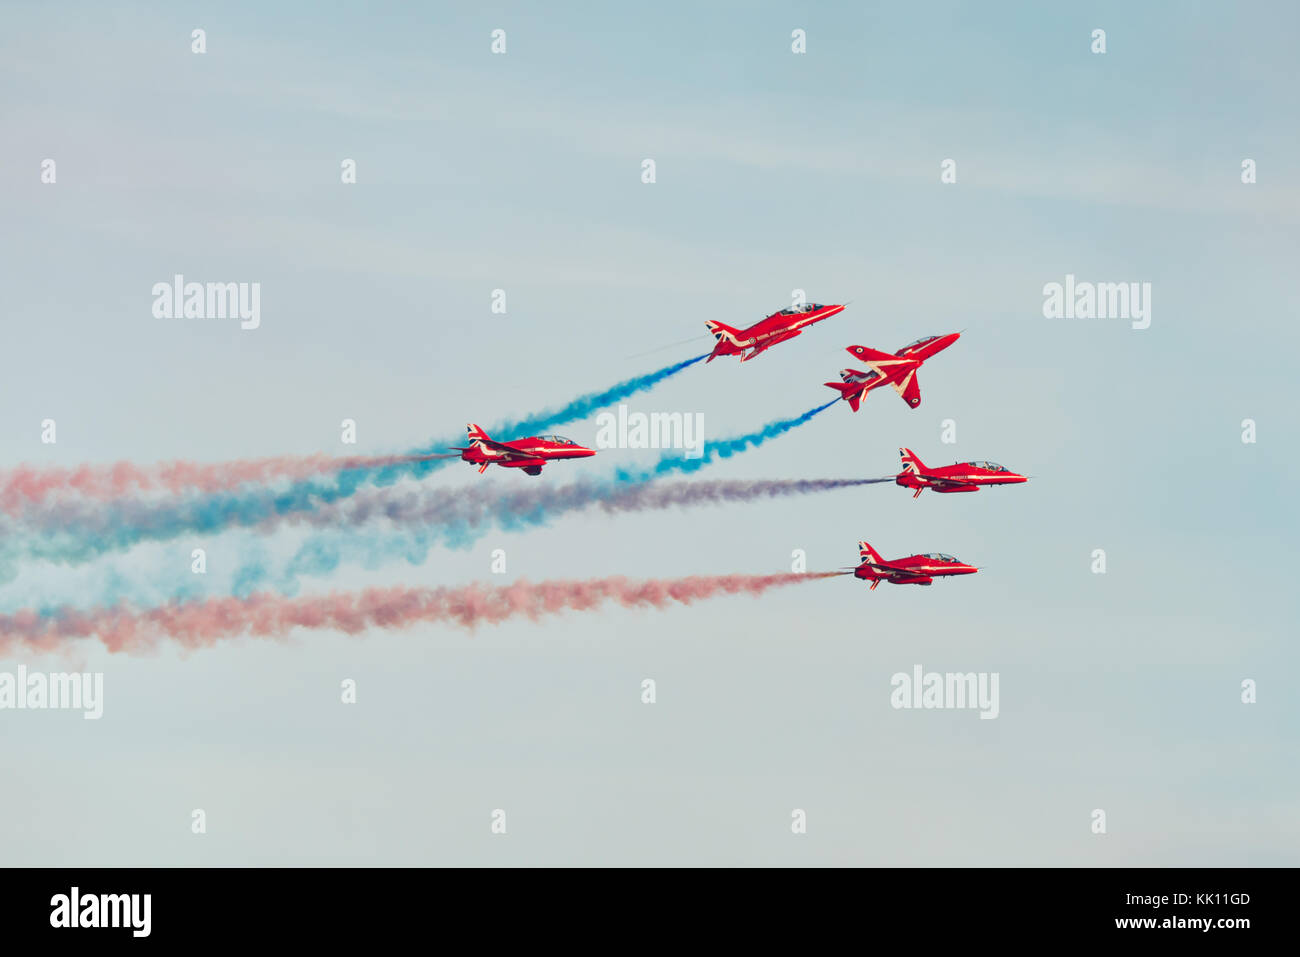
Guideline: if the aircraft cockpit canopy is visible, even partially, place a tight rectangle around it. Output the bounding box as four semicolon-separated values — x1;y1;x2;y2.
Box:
542;435;576;445
924;552;958;562
901;335;938;351
778;302;823;315
967;461;1006;471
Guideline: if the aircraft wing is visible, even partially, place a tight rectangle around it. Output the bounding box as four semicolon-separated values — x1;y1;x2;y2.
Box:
858;561;916;576
892;370;921;407
917;474;977;489
478;437;537;459
848;345;901;364
744;328;802;359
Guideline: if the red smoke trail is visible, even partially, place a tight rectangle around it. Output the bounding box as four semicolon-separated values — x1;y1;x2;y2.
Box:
2;572;848;655
0;454;448;513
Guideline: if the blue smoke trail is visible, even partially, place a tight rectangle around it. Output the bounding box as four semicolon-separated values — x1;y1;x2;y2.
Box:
0;354;709;575
368;352;709;485
613;399;838;482
192;402;840;595
488;354;709;442
10;471;879;613
4;390;833;604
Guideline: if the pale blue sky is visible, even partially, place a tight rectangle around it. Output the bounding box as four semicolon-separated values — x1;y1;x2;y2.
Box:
1;1;1296;865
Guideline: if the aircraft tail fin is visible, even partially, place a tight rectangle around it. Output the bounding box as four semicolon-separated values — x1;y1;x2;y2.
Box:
466;423;491;448
899;447;927;474
824;380;863;412
858;540;884;565
705;320;742;362
705;319;741;342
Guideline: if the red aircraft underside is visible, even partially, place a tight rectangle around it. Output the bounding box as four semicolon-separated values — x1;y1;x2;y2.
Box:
705;302;845;363
824;332;960;411
895;447;1028;498
451;423;596;476
853;540;978;590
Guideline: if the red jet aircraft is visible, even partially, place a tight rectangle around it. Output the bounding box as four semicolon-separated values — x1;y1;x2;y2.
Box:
705;302;846;363
824;333;960;410
451;424;595;475
896;447;1028;498
853;540;978;590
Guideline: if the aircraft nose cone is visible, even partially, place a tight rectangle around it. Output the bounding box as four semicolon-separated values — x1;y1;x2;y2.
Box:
577;447;596;457
1011;474;1028;484
959;564;978;575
